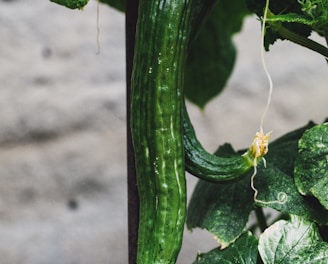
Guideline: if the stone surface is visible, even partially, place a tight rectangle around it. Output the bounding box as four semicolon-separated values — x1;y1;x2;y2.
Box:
0;1;328;263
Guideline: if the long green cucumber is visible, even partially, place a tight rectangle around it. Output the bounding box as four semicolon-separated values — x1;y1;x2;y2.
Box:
130;0;193;263
183;102;254;182
131;0;256;262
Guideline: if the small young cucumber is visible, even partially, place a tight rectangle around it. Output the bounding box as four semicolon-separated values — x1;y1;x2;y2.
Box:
183;102;254;182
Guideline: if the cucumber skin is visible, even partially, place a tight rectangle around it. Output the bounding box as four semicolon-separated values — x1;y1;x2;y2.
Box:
131;0;253;262
131;0;192;263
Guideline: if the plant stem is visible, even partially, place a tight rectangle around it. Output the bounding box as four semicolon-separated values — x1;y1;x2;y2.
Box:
273;24;328;58
257;255;265;264
255;207;268;232
126;1;139;263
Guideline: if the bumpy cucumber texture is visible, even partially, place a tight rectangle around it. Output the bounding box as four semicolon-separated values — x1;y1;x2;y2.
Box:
131;0;193;263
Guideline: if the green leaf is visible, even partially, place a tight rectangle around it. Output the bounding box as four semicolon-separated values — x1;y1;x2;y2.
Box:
269;121;316;147
265;121;316;176
50;0;125;12
193;232;258;264
259;215;328;264
99;0;125;12
295;123;328;210
245;0;312;50
187;122;328;247
243;121;328;223
50;0;89;9
184;0;249;109
266;12;320;26
297;0;328;36
186;173;254;248
253;163;328;224
245;0;328;57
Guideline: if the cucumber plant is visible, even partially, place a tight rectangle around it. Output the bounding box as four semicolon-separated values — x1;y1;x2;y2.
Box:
50;0;328;263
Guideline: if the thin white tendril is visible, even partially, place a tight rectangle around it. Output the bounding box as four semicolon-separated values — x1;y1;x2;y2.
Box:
251;0;287;205
250;160;259;201
96;0;101;55
259;0;273;133
251;162;288;205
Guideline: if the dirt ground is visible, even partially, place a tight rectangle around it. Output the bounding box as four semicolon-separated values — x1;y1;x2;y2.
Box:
0;0;328;263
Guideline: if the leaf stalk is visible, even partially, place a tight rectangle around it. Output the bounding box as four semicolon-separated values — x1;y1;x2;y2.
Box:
255;207;268;233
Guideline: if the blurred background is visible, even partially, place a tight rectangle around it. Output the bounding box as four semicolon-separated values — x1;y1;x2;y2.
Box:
0;0;327;263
